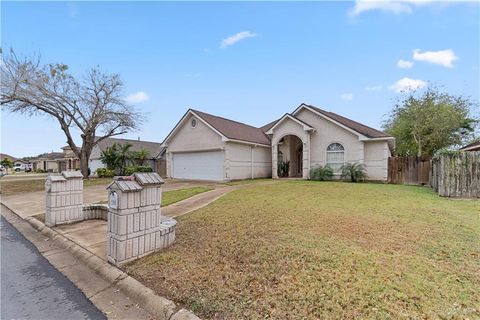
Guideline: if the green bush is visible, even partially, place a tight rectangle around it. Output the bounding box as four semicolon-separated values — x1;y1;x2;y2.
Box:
125;165;153;176
340;162;367;182
35;169;46;173
310;165;334;181
277;161;290;177
96;168;115;178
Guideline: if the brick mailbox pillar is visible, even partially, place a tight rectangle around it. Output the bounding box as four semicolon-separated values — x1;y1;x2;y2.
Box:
106;172;177;266
45;171;84;227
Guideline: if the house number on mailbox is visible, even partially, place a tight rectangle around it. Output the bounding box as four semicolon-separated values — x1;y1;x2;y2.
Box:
109;191;118;208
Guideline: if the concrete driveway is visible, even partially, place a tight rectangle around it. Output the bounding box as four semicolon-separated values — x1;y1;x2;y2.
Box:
1;179;218;219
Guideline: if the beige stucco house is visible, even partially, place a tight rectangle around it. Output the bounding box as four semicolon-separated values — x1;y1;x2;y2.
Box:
162;103;395;182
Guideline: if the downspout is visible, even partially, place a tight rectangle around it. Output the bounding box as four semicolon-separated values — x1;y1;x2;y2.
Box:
251;146;254;179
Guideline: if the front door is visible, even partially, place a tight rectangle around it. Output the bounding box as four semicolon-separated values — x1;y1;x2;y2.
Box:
296;145;303;176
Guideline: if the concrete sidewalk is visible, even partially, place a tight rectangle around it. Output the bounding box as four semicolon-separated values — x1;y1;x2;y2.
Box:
0;179;217;219
1;205;155;320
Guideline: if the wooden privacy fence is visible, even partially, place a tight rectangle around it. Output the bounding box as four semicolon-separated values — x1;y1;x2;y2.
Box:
388;156;431;185
431;152;480;198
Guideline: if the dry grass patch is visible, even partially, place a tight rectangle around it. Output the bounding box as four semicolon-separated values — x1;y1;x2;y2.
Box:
126;181;479;319
0;177;112;195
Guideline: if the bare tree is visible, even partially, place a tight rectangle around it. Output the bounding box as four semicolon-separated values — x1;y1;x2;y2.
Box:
1;50;142;178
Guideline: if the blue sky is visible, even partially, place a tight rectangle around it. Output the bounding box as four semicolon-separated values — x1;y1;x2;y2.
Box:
2;1;479;157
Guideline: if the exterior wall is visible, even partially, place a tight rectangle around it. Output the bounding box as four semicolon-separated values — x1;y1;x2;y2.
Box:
46;161;59;172
89;145;105;175
225;142;271;180
364;141;390;181
296;108;389;181
165;113;225;178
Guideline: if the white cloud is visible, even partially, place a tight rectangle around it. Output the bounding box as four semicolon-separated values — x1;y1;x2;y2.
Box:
389;77;427;92
340;93;354;101
220;31;256;49
365;85;383;91
349;0;437;17
412;49;458;68
397;59;414;69
125;91;149;104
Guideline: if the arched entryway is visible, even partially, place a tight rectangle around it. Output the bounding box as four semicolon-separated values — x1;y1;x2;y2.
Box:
276;134;303;177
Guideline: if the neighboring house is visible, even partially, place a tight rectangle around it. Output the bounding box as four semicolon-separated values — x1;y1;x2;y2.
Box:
31;149;77;173
460;140;480;152
162;103;395;181
89;137;164;175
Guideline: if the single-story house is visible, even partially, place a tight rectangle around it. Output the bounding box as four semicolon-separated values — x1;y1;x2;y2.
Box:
460;140;480;152
89;136;164;175
31;148;78;172
161;103;395;181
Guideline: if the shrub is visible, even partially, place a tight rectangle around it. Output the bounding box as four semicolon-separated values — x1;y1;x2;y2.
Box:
340;162;367;182
310;165;334;181
96;168;115;178
125;165;153;176
277;161;290;177
35;169;46;173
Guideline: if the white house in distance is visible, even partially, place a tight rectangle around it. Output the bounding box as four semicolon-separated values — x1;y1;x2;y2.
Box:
161;103;395;182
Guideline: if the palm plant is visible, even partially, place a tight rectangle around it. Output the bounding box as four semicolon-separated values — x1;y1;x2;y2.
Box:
117;143;133;175
340;162;367;182
310;165;334;181
100;143;120;170
134;149;150;166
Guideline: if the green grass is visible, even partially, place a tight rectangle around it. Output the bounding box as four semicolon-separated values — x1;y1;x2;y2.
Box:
0;177;113;196
125;180;480;319
161;187;213;206
96;186;214;207
224;178;273;186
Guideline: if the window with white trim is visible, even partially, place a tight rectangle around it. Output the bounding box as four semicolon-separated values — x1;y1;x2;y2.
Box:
326;143;344;173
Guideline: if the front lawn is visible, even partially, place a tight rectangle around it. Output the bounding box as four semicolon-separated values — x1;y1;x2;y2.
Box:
162;186;214;206
95;187;214;207
125;181;480;319
0;177;112;195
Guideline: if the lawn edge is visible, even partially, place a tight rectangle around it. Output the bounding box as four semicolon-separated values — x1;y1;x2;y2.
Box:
0;201;201;320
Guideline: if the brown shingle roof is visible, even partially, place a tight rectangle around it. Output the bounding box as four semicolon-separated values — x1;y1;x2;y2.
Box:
304;104;392;139
191;109;271;145
461;140;480;151
36;152;65;160
95;137;163;158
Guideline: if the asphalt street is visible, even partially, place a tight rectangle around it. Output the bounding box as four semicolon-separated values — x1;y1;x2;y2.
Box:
1;216;106;320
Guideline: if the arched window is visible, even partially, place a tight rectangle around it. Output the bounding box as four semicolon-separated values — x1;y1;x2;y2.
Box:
326;143;344;173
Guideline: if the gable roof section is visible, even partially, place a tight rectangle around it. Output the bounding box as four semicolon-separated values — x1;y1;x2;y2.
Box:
293;103;393;139
265;113;314;134
192;110;271;145
163;109;271;146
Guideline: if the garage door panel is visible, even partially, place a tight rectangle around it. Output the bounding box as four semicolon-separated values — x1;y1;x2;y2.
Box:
173;151;224;181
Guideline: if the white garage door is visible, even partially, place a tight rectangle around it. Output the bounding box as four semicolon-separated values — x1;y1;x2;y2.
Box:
172;151;224;181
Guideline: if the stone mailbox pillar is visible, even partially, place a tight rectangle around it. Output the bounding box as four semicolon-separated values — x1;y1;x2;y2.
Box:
45;171;84;227
107;172;177;266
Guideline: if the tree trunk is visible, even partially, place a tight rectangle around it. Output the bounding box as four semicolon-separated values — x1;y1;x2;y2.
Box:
417;140;422;157
79;141;93;179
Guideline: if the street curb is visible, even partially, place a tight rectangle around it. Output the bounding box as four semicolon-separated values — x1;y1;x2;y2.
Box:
1;202;200;320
